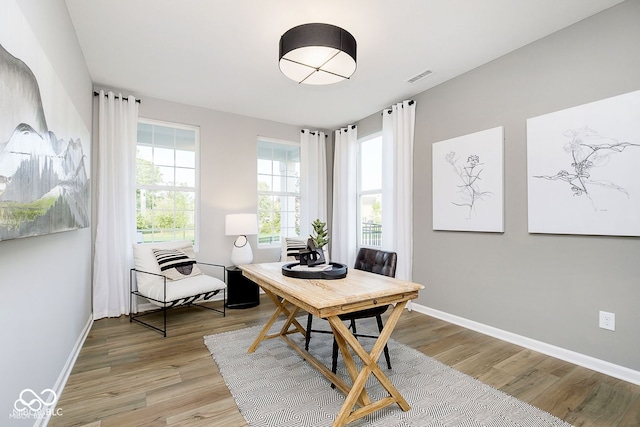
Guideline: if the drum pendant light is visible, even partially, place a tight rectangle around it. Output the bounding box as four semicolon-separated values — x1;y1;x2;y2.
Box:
279;23;357;85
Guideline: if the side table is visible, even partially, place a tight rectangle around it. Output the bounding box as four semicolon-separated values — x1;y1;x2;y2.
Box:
225;266;260;309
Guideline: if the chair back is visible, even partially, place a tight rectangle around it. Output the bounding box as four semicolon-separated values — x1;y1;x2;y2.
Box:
353;248;397;278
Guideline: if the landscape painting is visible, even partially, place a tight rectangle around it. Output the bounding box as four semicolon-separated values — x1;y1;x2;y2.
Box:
432;126;504;232
0;1;90;241
527;90;640;236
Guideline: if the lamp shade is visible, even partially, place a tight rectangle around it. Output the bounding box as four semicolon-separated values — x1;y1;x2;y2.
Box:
225;213;258;236
279;23;357;85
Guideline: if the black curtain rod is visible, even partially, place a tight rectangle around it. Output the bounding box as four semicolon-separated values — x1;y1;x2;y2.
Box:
382;99;414;114
340;125;356;132
301;130;328;137
93;91;141;104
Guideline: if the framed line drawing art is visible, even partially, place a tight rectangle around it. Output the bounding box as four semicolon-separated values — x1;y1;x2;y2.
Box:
527;90;640;236
432;126;504;232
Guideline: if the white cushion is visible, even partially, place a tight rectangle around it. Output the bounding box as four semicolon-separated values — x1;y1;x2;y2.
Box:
143;274;226;306
132;241;226;303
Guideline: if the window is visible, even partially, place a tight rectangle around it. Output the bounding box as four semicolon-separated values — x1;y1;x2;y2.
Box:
358;133;383;247
136;119;199;244
257;138;300;245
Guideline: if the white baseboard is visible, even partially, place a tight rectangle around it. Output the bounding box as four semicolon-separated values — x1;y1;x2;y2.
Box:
38;314;93;427
410;302;640;386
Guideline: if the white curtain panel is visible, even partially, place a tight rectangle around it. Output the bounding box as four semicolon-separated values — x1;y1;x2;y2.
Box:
382;100;416;281
92;90;139;319
300;129;328;237
331;125;358;267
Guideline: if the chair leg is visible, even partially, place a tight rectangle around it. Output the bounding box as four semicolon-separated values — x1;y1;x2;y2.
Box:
330;337;339;389
376;314;391;369
305;313;313;351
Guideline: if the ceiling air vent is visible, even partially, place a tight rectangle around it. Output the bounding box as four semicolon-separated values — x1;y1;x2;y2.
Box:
407;69;433;84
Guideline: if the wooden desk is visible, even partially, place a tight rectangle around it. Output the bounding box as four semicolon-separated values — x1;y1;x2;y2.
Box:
240;262;424;427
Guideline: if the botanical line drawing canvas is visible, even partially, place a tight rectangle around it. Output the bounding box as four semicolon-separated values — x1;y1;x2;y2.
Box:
527;90;640;236
0;1;90;241
433;126;504;232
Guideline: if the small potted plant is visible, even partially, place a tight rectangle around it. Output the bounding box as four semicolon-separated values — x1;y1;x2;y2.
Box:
310;219;329;262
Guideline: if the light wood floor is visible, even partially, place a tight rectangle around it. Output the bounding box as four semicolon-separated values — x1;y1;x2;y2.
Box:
50;296;640;426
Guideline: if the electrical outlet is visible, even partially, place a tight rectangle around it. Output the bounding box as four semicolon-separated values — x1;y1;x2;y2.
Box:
599;311;615;331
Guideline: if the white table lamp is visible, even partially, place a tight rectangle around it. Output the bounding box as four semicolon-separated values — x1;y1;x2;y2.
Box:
225;213;258;266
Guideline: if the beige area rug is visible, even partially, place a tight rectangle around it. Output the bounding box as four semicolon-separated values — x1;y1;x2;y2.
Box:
204;320;573;427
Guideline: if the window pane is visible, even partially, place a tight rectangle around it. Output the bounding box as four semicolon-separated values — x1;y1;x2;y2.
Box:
179;229;195;242
360;136;382;191
175;167;195;187
136;160;154;185
175;149;194;168
360;193;382;223
157;166;175;185
154;125;175;148
360;194;382;247
180;191;195;211
257;159;272;174
155;147;175;167
272;160;284;176
286;159;299;176
137;122;153;145
272;175;283;192
285;177;298;193
146;189;162;210
175;128;195;151
258;174;272;191
184;211;195;228
272;145;288;162
137;145;152;163
257;144;273;160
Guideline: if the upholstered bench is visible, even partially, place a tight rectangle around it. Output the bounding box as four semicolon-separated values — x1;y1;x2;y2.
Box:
130;240;226;336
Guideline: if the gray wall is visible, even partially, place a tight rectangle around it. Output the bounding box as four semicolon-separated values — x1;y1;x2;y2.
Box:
1;0;93;424
357;0;640;371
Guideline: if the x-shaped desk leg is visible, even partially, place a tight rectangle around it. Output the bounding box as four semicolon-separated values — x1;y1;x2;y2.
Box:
328;301;411;427
247;288;306;353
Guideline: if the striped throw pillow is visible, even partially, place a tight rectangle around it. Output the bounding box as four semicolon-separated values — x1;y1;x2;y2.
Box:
152;246;202;281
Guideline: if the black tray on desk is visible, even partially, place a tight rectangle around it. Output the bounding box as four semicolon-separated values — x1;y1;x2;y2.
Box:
282;262;348;279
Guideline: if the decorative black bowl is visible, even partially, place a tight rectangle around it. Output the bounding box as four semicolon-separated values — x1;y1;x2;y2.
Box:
281;262;348;279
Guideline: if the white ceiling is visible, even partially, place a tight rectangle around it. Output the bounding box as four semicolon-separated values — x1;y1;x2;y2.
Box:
65;0;625;130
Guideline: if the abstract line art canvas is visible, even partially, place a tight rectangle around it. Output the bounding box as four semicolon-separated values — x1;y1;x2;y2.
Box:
527;90;640;236
0;0;90;241
432;126;504;232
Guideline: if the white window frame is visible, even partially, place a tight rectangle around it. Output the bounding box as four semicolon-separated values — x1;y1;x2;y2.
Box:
257;136;301;247
357;132;383;248
135;117;200;249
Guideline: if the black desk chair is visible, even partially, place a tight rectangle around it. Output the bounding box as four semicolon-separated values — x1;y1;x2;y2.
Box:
305;248;397;386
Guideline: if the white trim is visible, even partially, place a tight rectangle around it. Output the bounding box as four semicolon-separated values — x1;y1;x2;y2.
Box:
257;135;299;147
410;302;640;386
36;315;94;427
138;116;199;132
